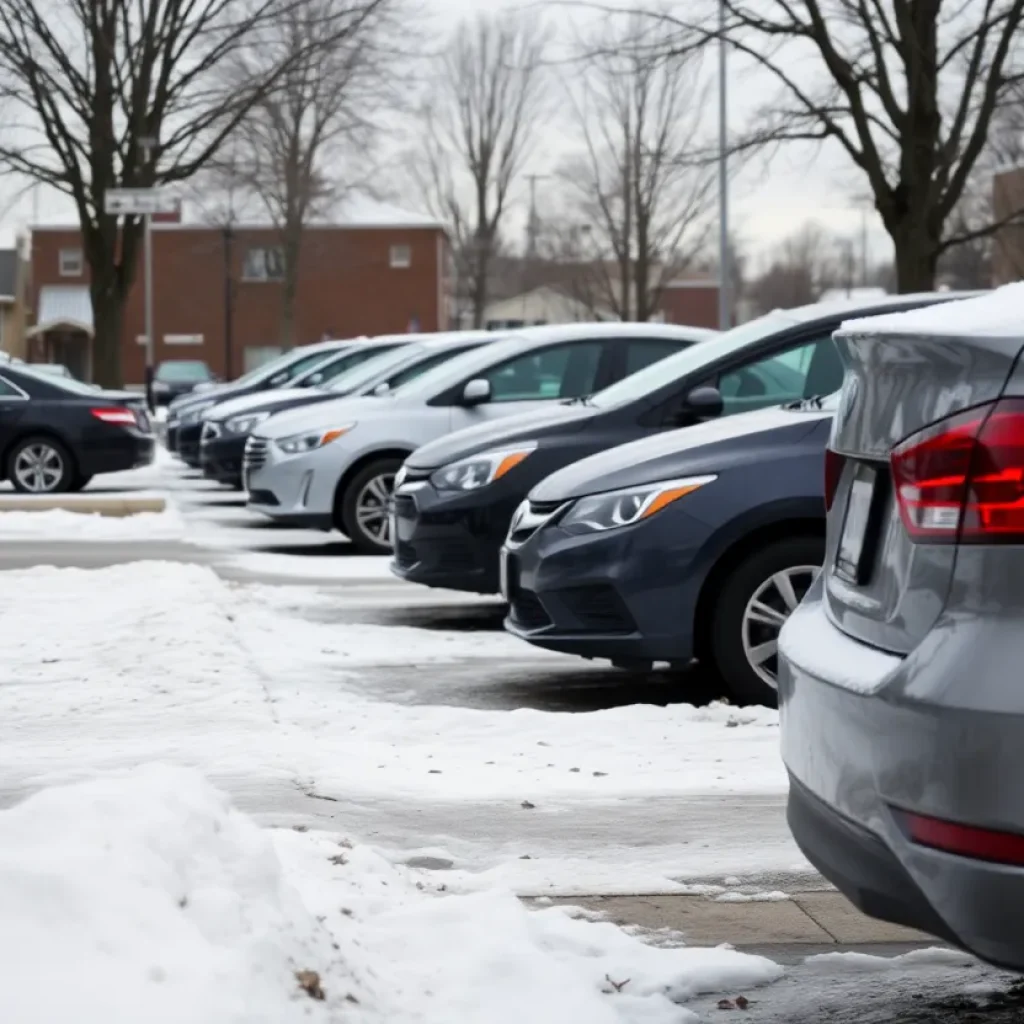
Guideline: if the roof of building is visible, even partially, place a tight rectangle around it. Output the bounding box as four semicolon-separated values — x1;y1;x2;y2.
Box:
27;285;93;337
31;195;443;234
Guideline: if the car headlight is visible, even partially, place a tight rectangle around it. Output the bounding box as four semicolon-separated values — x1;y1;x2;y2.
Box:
559;475;717;535
431;444;537;492
181;401;214;424
225;411;270;435
276;423;356;455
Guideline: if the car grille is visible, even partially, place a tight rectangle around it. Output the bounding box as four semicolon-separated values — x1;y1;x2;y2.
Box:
201;421;222;442
244;436;269;469
509;590;551;630
556;584;635;633
393;492;417;518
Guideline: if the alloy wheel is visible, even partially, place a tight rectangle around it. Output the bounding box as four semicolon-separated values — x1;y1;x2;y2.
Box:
741;565;819;688
13;443;65;493
354;471;396;547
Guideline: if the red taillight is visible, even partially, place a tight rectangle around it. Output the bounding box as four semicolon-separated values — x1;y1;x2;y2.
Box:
824;448;845;511
902;809;1024;867
91;407;137;426
890;398;1024;543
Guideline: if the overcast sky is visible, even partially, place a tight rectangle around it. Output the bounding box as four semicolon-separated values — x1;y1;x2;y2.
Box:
0;0;893;273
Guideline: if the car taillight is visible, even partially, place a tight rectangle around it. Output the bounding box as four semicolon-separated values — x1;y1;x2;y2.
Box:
824;448;845;511
901;808;1024;867
91;407;137;426
890;397;1024;543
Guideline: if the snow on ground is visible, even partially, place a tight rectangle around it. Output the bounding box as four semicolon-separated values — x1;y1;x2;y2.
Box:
0;765;784;1024
0;560;794;891
0;505;186;540
220;550;398;579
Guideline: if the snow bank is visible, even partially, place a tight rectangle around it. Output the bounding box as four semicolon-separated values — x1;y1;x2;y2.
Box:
0;505;186;540
0;766;784;1024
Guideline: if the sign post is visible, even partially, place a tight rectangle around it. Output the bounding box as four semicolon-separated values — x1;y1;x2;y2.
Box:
104;184;179;407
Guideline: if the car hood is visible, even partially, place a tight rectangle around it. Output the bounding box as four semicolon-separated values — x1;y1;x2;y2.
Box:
207;388;313;421
407;403;596;469
531;404;833;502
254;394;395;438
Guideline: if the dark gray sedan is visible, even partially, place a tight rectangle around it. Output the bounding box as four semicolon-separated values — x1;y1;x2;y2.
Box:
778;287;1024;970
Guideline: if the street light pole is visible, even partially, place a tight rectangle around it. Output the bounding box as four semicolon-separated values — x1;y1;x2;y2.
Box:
140;136;157;411
717;0;731;330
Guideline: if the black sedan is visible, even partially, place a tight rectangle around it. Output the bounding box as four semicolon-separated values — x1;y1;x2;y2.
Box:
500;397;835;705
391;293;969;596
0;364;154;493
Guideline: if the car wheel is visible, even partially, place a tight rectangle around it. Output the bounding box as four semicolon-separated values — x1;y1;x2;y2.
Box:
708;536;824;707
68;473;93;492
7;436;76;494
339;457;402;554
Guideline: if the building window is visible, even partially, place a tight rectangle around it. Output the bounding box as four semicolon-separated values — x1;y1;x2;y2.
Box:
389;244;412;269
242;246;284;281
59;248;83;277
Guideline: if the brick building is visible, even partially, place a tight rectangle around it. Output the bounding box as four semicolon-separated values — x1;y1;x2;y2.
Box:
27;200;451;383
992;167;1024;285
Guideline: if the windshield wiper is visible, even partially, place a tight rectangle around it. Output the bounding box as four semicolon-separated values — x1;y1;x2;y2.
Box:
783;394;825;411
562;394;593;406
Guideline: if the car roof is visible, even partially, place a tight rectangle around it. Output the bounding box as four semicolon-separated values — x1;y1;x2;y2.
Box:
785;290;983;325
506;321;716;342
836;285;1014;337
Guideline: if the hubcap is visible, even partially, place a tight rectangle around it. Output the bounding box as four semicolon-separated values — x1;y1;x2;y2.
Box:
354;471;396;547
13;443;64;493
741;565;819;688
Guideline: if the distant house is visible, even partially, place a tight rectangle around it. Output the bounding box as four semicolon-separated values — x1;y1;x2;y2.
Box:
482;285;614;328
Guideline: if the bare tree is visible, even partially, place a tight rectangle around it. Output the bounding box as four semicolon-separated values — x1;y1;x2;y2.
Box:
559;13;715;321
0;0;383;386
225;0;401;347
747;220;843;313
419;11;547;328
642;0;1024;293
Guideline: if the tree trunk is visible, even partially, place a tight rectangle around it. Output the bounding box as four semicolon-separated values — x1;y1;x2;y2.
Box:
892;226;940;293
90;283;125;389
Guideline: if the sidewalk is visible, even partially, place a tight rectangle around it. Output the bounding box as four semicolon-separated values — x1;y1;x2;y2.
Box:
538;890;933;947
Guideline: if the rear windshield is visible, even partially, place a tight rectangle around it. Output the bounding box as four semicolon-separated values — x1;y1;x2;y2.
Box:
156;361;211;382
11;365;101;395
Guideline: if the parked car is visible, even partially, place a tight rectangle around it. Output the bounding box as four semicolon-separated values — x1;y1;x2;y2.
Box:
503;394;837;702
245;323;713;552
152;360;216;405
200;332;494;487
390;293;963;598
168;338;360;466
0;363;154;493
777;286;1024;971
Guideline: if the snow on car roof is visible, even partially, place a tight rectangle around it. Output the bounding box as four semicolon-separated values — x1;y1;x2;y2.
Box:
838;286;1015;337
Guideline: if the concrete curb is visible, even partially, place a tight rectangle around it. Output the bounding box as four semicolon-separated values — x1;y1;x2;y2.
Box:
533;892;934;948
0;496;167;516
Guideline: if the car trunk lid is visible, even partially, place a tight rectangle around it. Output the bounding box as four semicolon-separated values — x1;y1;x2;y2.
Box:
825;325;1024;654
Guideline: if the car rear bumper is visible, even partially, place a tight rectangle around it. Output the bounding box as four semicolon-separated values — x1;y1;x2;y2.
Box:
780;590;1024;970
201;434;245;486
79;434;156;476
500;511;707;664
389;484;516;594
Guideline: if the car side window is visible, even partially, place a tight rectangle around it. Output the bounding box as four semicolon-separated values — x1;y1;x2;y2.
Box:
717;337;842;416
390;345;475;388
481;341;603;402
625;338;687;376
0;375;23;398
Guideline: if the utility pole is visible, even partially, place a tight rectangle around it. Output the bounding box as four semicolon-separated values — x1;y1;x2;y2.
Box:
223;225;234;379
525;174;546;263
140;135;157;411
717;0;731;330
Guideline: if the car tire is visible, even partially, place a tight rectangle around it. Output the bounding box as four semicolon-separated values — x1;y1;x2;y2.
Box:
338;457;403;554
7;435;76;494
708;535;824;707
68;473;93;492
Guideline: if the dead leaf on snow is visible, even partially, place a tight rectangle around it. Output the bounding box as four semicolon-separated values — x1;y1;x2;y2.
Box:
295;970;325;1001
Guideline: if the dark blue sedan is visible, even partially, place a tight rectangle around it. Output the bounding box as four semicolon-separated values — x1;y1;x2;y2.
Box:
501;394;837;705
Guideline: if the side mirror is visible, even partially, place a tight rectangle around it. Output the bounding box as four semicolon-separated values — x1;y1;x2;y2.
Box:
372;381;391;396
675;385;723;424
304;372;323;387
461;378;491;405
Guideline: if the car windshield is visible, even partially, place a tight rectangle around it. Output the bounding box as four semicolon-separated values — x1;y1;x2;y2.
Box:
293;347;371;386
388;332;519;399
326;344;421;393
233;344;342;386
156;361;211;382
587;312;801;409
